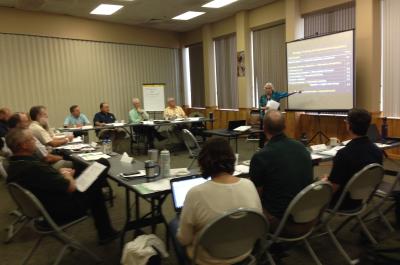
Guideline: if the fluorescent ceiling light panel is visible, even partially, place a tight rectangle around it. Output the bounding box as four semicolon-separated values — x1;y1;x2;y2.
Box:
172;11;205;20
90;4;123;15
202;0;239;8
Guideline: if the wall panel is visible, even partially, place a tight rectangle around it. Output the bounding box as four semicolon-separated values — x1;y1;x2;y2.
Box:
0;33;180;127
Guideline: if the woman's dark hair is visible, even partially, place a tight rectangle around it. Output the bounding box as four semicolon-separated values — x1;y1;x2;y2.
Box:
198;137;235;177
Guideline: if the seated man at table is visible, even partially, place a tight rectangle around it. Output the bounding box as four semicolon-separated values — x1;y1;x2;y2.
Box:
163;97;186;120
250;110;313;234
64;105;90;128
0;107;12;137
170;137;262;265
323;108;383;210
93;102;126;140
129;98;165;148
8;112;73;169
29;105;73;147
5;129;119;244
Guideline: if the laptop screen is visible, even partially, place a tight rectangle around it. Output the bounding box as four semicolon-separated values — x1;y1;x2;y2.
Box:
228;120;246;131
170;175;209;212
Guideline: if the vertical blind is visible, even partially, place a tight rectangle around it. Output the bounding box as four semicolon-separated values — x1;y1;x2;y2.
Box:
214;34;238;109
252;24;286;108
188;43;205;108
381;0;400;117
304;5;355;38
0;33;181;127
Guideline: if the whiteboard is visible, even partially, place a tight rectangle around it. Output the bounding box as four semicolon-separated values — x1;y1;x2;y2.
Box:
142;84;165;112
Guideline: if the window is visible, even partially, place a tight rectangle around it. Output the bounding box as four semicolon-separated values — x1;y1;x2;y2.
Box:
252;24;286;108
214;34;238;109
381;0;400;117
183;43;205;108
303;4;355;38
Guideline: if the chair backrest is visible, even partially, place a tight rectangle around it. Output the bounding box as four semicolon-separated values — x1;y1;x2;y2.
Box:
273;181;333;239
7;183;58;229
192;208;268;263
182;129;200;157
333;163;384;212
248;109;260;127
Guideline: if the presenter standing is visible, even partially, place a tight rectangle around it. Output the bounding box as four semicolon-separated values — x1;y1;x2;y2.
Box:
258;82;301;148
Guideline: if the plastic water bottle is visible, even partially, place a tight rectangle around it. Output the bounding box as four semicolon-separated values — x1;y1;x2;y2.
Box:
160;149;170;178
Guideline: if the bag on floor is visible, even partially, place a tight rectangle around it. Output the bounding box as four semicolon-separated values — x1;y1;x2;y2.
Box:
121;234;168;265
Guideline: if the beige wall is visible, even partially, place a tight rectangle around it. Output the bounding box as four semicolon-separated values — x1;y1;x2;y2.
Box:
300;0;353;14
0;7;180;48
249;0;285;29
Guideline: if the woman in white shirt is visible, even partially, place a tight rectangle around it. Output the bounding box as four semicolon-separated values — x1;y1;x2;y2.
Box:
170;137;262;265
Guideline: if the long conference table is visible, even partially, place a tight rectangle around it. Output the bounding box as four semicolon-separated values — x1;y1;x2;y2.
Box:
64;139;400;250
60;117;213;153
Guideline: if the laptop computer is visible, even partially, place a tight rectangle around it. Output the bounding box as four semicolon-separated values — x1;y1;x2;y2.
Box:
227;120;246;131
170;175;209;214
367;124;396;144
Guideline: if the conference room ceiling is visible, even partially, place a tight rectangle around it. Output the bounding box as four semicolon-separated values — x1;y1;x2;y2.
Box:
0;0;277;32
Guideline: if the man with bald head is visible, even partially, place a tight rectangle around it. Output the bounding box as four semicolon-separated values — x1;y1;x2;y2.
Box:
164;97;186;120
249;110;313;232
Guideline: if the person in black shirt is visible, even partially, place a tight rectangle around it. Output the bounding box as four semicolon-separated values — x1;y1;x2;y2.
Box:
0;107;11;137
324;108;383;210
6;129;119;245
93;102;125;140
250;110;313;234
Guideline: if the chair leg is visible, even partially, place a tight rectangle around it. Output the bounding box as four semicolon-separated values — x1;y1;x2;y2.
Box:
378;209;395;232
4;215;29;243
356;216;377;244
69;240;102;263
266;251;277;265
326;225;359;265
52;245;70;265
187;158;195;170
334;216;356;235
303;239;322;265
21;236;44;265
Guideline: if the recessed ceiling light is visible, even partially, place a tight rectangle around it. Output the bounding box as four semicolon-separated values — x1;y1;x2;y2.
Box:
202;0;239;8
90;4;123;15
172;11;205;20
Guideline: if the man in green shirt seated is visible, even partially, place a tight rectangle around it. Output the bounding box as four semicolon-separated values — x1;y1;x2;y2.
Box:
250;110;313;235
5;129;119;245
128;98;165;149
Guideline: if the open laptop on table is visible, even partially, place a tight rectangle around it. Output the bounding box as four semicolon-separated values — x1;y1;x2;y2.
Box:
170;175;210;215
220;120;246;135
367;124;397;145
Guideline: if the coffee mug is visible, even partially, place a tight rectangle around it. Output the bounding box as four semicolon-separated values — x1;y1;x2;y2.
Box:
329;137;339;146
144;160;160;178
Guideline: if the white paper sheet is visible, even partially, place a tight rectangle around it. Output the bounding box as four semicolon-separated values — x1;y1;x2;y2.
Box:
234;165;250;176
266;100;280;110
76;162;106;192
77;152;110;161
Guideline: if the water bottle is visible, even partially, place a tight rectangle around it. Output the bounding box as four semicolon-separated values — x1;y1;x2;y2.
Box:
381;117;388;139
159;149;171;178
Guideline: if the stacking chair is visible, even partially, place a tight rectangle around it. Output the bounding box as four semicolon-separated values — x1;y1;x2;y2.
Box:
266;181;333;265
7;183;101;265
182;129;201;170
317;163;384;265
357;170;400;232
191;208;268;265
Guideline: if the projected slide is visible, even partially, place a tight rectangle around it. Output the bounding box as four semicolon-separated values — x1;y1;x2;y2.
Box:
287;30;354;111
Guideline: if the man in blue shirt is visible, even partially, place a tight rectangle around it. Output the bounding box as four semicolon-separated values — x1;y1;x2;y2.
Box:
93;102;125;141
64;105;90;128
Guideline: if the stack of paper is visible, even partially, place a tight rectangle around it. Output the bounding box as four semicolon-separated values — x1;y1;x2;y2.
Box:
77;152;110;161
76;162;107;192
234;165;250;176
318;146;345;157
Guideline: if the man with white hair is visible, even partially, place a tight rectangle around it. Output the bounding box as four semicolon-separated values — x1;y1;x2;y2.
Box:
129;98;165;148
164;97;186;120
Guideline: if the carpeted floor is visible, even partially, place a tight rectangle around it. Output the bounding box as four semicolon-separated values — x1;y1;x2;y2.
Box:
1;138;399;265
